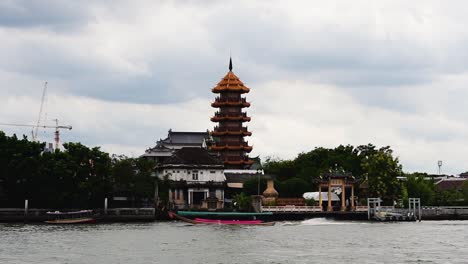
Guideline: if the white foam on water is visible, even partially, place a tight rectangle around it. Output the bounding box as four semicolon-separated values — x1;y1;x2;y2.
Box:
300;218;360;225
278;221;298;226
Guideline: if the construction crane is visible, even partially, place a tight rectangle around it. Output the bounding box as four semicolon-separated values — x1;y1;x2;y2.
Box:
33;81;48;141
0;120;72;150
0;82;72;150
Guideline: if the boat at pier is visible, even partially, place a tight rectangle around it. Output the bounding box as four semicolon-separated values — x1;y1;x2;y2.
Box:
169;212;275;226
45;210;96;224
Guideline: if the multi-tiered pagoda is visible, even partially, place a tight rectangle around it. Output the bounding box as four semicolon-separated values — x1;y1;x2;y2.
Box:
210;59;253;169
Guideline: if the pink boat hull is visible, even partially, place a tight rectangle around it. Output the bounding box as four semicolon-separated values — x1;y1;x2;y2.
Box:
194;218;263;225
168;212;275;226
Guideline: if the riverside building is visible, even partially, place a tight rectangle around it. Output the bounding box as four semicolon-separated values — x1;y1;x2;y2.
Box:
156;147;225;210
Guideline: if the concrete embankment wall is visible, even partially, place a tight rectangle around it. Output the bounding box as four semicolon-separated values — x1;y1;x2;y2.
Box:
389;207;468;220
0;208;155;222
267;207;468;221
422;207;468;220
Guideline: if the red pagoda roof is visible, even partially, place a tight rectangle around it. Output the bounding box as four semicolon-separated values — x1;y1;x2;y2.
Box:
211;97;250;108
210;112;251;122
210;145;253;152
224;159;255;166
212;71;250;94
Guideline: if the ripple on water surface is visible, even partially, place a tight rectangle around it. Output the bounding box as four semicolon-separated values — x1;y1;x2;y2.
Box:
0;220;467;264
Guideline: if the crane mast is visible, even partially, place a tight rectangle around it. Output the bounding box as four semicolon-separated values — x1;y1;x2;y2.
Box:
34;82;48;141
0;82;72;151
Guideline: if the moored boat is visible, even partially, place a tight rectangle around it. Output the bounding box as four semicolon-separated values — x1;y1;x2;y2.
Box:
169;212;275;226
45;210;97;224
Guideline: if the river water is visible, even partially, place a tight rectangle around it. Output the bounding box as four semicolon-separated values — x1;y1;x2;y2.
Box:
1;219;467;264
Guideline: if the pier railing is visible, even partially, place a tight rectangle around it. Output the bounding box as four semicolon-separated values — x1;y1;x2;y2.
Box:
261;205;322;213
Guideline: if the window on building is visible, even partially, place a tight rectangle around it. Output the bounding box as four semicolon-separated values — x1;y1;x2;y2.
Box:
176;171;179;173
200;171;203;174
192;171;198;180
171;189;175;200
210;171;216;174
176;189;180;200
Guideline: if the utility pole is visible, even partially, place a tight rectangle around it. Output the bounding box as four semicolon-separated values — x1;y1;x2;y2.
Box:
438;160;443;175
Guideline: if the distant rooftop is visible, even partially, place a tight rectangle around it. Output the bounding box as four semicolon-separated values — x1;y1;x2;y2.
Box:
435;177;467;191
144;129;212;155
163;147;223;166
160;130;210;146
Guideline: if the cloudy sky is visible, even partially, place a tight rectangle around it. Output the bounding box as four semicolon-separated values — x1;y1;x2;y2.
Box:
1;0;467;174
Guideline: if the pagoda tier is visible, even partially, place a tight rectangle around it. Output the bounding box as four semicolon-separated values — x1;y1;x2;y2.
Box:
211;126;252;137
211;97;250;108
224;157;255;166
209;59;253;169
210;112;251;122
210;141;253;152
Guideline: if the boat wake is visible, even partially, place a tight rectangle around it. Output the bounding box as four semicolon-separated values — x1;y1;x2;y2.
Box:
300;218;361;225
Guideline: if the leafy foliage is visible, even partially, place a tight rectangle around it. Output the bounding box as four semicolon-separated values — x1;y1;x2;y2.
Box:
242;177;267;196
361;149;402;204
463;181;468;202
263;144;403;201
403;174;435;206
0;131;155;208
276;178;311;198
232;192;251;211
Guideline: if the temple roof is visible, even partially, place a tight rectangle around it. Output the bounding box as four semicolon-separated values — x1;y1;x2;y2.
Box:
145;130;211;153
212;71;250;93
163;147;223;166
160;130;210;146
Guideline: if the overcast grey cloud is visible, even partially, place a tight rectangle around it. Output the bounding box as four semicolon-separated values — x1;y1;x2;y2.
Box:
1;0;468;174
0;0;93;30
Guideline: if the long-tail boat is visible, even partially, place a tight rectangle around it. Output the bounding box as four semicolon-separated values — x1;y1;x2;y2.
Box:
169;211;275;226
45;210;97;224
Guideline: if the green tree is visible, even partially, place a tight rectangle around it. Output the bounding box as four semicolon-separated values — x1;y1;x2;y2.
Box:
362;150;402;204
263;157;297;181
405;174;435;205
233;192;251;211
243;177;267;196
463;181;468;204
110;156;156;206
276;177;311;198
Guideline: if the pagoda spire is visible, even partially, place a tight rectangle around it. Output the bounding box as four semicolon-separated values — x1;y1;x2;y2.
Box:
229;57;233;71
